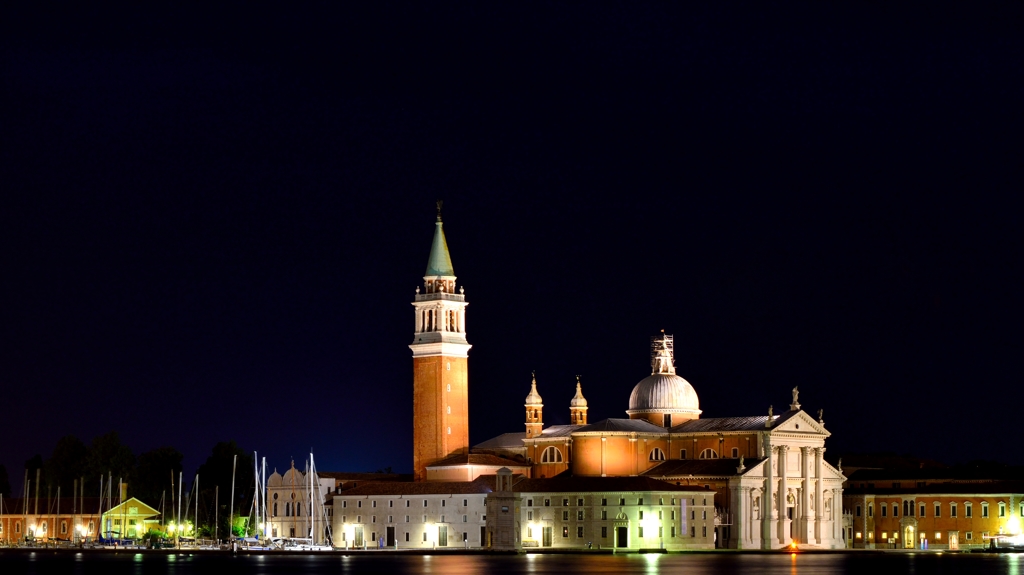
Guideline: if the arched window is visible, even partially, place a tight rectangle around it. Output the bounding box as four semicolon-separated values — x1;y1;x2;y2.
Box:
649;448;666;461
297;503;302;516
273;502;278;516
699;448;719;459
540;446;563;463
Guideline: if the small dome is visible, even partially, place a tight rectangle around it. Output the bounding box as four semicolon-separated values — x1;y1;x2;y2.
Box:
627;373;700;415
570;379;587;407
525;374;543;406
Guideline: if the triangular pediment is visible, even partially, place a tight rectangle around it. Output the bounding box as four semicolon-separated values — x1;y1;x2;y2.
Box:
104;497;160;518
769;410;830;436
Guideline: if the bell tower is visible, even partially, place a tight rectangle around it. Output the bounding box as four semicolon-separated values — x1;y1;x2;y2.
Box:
410;205;471;481
524;372;543;438
569;375;588;425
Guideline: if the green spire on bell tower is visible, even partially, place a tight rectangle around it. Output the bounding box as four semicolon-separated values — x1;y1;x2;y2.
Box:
425;200;455;277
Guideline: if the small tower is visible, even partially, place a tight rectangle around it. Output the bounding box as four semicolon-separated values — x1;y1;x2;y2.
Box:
410;204;471;481
525;372;543;439
569;375;588;425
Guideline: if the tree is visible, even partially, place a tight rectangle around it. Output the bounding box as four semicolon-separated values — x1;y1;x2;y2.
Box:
85;431;137;494
196;441;253;539
0;464;11;496
135;446;183;506
44;435;90;494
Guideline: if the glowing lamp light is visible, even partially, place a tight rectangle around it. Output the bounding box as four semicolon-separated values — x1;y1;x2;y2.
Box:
1007;516;1021;536
790;540;799;551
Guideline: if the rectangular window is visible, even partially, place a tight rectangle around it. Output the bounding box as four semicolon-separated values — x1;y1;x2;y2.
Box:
892;504;898;517
868;504;873;517
702;526;707;538
578;498;584;506
440;515;444;523
601;498;607;506
691;526;695;538
423;533;428;542
671;510;675;520
966;532;973;541
638;498;644;505
935;503;940;517
659;526;663;538
619;498;625;506
882;532;887;539
601;526;607;538
528;499;533;507
562;526;569;538
423;515;427;522
967;503;973;518
406;500;410;507
671;526;676;537
920;504;926;517
545;499;551;507
982;504;989;518
442;500;446;507
342;515;346;522
372;516;376;523
577;526;584;538
424;500;428;507
951;503;957;517
463;515;467;523
577;510;584;521
563;498;569;507
389;500;394;507
388;516;393;523
463;499;468;506
1000;502;1006;517
639;526;644;538
405;516;410;522
343;501;347;508
658;510;663;520
528;511;533;520
731;447;739;458
601;510;607;520
372;501;377;508
405;532;410;542
935;532;941;540
680;449;687;459
639;511;644;520
563;511;569;521
358;501;362;508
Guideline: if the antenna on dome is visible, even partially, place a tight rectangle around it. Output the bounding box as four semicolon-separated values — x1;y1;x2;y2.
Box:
436;199;443;221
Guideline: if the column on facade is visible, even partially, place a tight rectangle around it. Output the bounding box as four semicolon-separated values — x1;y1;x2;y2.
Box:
762;440;774;549
814;448;824;545
459;309;465;332
600;437;606;477
732;484;747;549
777;445;789;545
832;488;841;545
415;307;423;332
800;446;811;545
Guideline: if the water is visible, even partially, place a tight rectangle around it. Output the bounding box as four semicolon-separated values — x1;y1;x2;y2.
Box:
2;551;1023;575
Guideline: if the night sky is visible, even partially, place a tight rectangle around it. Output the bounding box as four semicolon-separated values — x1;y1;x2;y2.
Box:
2;3;1022;482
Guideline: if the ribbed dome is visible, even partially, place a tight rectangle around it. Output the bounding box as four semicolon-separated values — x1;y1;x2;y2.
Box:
627;373;700;414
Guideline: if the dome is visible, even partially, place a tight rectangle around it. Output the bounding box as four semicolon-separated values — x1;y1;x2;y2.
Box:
525;374;543;406
627;373;701;415
570;379;587;407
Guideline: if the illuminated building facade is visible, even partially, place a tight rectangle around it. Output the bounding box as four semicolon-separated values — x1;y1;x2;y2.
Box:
844;469;1024;549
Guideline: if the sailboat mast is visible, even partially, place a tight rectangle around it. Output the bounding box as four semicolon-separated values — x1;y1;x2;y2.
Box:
261;457;267;539
229;454;237;541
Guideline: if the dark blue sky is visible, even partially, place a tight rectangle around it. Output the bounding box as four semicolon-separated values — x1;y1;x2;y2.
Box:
2;3;1021;481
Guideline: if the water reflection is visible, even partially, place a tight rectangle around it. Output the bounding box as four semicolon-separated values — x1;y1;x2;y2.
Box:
2;551;1023;575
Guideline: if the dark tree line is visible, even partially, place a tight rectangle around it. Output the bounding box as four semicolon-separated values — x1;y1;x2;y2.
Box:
3;433;255;537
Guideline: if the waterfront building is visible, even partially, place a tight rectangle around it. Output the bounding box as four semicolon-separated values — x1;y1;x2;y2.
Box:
843;468;1024;550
